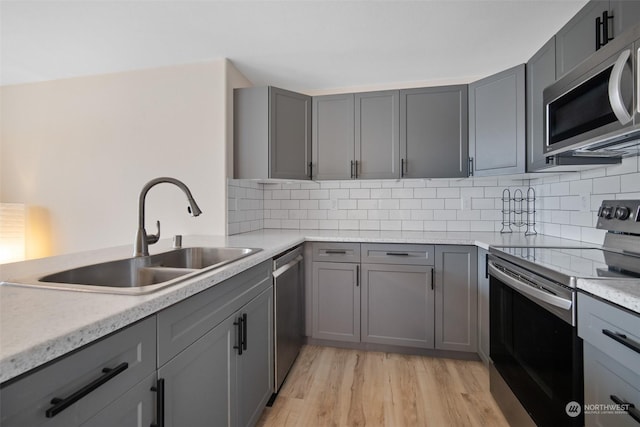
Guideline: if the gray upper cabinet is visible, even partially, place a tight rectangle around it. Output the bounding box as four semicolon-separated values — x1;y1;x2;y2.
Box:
355;90;400;179
312;90;400;180
312;94;355;180
400;86;468;178
434;246;478;353
555;0;640;80
234;86;312;180
469;64;525;176
556;1;609;79
612;0;640;38
526;37;556;172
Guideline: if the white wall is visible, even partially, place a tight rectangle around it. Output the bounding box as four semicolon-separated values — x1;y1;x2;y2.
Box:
1;60;249;257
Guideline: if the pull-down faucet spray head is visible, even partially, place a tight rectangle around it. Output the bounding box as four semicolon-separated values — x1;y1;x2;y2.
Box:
134;177;203;257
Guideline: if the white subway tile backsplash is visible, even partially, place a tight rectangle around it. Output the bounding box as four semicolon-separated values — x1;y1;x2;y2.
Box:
592;176;620;194
437;187;460;198
230;157;638;240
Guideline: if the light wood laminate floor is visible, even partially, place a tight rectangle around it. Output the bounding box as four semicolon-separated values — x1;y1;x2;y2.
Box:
257;345;509;427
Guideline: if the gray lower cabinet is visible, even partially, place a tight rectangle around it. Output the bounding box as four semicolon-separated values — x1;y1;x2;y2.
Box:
158;315;237;426
477;248;490;364
312;93;355;180
434;246;478;353
360;263;434;348
0;316;157;427
234;86;311;180
354;90;400;179
311;261;360;342
399;85;468;178
82;374;156;427
156;260;273;427
526;37;556;172
236;288;274;427
578;292;640;427
469;64;525;176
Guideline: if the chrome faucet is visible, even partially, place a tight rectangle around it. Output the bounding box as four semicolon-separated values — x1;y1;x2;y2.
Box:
134;177;203;257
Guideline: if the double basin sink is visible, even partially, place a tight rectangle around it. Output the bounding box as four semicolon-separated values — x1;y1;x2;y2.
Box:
22;247;261;295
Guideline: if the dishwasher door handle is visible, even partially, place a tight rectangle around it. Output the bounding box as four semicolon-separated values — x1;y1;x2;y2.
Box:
273;255;303;279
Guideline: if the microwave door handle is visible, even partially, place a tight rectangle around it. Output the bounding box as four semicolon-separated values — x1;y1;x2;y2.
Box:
608;49;633;125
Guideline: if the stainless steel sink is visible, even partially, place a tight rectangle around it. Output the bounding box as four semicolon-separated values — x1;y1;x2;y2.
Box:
29;247;261;294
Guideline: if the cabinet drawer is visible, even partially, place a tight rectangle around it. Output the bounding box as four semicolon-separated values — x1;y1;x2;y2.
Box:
0;316;156;427
584;342;640;427
311;242;360;263
578;293;640;375
157;260;272;366
361;243;434;265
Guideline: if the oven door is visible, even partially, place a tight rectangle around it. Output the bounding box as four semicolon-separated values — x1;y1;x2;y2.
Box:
489;257;583;427
544;45;635;156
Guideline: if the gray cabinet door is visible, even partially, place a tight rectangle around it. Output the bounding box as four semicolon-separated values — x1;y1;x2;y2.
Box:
82;374;156;427
270;87;312;180
584;342;640;427
434;246;478;353
612;0;640;38
360;263;434;348
477;248;490;365
158;315;237;427
469;64;525;176
312;94;355;180
526;37;556;172
400;86;468;178
312;261;360;342
0;317;157;427
355;90;400;179
555;1;609;79
234;87;311;180
236;288;274;427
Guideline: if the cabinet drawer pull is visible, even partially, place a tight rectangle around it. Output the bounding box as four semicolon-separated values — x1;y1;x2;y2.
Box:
350;161;355;179
603;329;640;354
431;267;435;291
610;395;640;424
234;316;244;355
45;362;129;418
242;313;248;351
386;252;409;256
356;265;360;287
150;378;165;427
324;250;347;255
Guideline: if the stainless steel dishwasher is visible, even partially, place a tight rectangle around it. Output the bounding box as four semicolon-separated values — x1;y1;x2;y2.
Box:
272;245;304;394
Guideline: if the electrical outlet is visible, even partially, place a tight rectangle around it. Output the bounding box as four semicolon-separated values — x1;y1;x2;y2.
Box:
580;195;590;212
461;196;472;211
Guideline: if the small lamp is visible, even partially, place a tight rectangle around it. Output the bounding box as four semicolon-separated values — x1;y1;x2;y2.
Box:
0;203;26;263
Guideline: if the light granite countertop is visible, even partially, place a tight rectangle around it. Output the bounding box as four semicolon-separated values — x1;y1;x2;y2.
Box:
0;229;634;384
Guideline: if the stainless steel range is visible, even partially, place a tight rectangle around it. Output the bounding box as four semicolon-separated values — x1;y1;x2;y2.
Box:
488;200;640;427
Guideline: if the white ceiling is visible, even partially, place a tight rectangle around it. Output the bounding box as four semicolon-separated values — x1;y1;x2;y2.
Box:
1;0;588;92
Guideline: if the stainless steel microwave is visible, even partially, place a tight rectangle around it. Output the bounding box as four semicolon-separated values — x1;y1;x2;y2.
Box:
544;24;640;157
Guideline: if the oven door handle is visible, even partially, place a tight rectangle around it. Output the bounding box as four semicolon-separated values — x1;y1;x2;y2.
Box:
488;261;572;310
608;49;633;125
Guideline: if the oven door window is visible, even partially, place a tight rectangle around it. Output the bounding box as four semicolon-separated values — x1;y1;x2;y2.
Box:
490;277;583;427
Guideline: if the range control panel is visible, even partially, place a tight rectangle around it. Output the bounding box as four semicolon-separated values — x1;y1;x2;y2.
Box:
597;199;640;233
